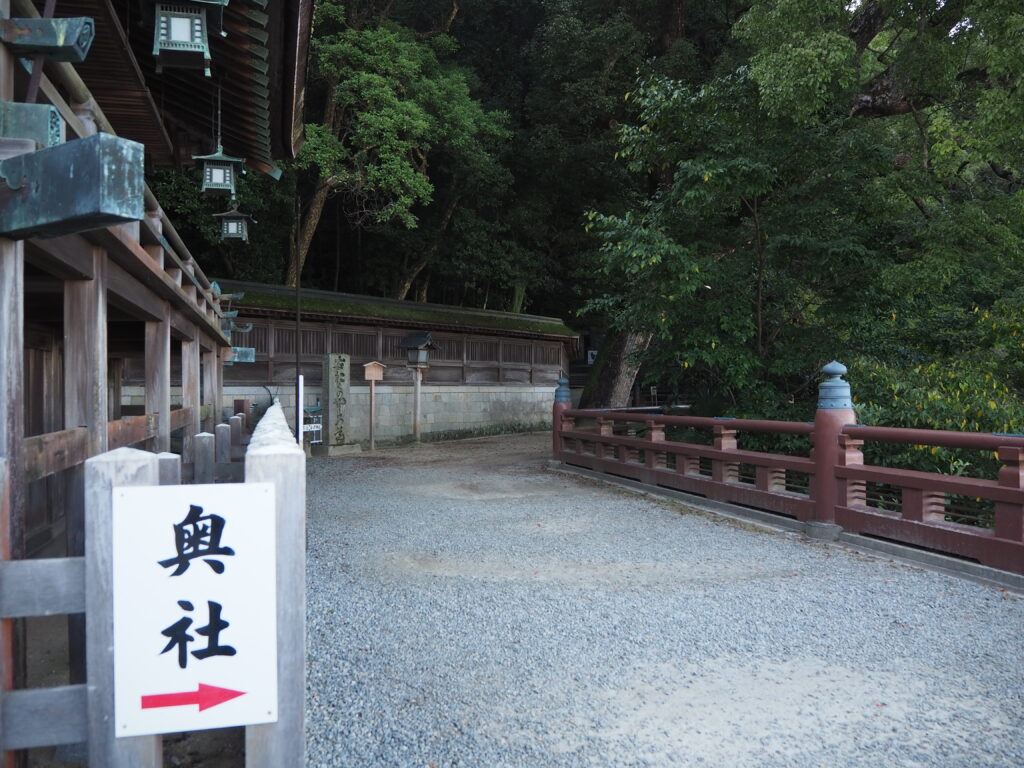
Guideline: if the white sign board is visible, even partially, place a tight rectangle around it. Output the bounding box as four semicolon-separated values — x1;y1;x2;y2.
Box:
112;483;278;737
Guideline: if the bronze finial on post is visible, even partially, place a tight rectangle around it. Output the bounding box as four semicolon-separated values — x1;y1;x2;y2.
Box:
809;361;855;540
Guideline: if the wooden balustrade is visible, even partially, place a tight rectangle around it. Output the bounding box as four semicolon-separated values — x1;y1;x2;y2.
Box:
24;408;247;483
554;408;1024;574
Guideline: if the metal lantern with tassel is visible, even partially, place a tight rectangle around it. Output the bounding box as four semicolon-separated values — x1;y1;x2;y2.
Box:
152;1;228;76
193;143;244;194
193;86;245;194
213;200;254;241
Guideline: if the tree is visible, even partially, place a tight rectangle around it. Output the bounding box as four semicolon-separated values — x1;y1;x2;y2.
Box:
586;0;1024;415
286;1;508;291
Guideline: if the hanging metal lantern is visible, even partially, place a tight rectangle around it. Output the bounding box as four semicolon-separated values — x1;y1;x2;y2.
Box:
213;202;254;242
192;144;245;195
152;3;220;76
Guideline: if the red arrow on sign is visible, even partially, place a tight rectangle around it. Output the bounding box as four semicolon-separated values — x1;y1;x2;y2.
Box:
141;683;246;712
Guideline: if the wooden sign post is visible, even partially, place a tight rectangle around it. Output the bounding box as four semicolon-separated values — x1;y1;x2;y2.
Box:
362;362;385;451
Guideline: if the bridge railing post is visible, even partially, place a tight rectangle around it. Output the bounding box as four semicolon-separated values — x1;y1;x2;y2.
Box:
995;447;1024;542
711;423;738;483
809;361;856;538
552;378;571;459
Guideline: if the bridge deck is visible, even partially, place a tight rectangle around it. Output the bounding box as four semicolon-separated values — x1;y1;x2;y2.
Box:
307;432;1024;767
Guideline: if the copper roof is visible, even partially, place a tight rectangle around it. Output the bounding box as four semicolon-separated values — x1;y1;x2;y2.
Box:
48;0;311;173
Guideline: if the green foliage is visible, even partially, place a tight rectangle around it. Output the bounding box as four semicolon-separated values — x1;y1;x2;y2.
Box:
303;11;507;230
148;167;295;284
851;357;1024;480
583;0;1024;437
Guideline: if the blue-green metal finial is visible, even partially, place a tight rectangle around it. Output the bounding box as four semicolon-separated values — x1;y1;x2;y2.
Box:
554;378;571;404
817;360;852;410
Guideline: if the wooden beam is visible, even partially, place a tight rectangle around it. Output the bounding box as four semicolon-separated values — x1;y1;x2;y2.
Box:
1;685;87;751
107;414;157;450
169;407;193;433
106;259;162;322
145;305;171;452
23;428;90;483
170;309;196;341
85;225;228;348
24;236;94;281
0;558;85;618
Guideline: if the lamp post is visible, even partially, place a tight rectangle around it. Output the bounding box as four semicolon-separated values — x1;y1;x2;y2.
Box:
401;332;437;443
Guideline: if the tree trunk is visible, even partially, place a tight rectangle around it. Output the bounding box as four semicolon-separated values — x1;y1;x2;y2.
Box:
285;182;331;287
510;281;526;314
284;74;341;286
578;330;653;409
390;193;461;299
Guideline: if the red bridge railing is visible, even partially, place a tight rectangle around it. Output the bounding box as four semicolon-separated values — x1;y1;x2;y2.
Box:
551;366;1024;576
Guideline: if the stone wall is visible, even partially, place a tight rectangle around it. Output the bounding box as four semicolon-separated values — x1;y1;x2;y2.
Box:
121;384;555;445
344;384;554;444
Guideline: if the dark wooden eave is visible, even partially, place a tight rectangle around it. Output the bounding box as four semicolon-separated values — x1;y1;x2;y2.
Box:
41;0;311;173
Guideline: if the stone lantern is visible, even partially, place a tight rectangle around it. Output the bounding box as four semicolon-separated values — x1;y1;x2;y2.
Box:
401;332;436;442
402;331;437;368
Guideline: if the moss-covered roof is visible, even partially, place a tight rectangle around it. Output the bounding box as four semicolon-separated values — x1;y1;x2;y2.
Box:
216;281;579;339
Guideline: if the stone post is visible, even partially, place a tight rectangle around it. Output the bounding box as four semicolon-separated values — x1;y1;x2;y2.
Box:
809;360;856;539
322;354;350;448
552;377;571;458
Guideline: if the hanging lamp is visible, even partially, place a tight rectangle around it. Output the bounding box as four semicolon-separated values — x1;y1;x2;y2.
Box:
151;1;228;76
213;200;255;242
192;87;245;194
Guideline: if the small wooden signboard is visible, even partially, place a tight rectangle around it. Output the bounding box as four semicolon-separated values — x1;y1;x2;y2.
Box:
111;483;278;737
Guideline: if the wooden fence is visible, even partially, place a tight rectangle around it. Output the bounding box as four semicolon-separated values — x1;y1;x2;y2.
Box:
553;387;1024;576
0;403;305;765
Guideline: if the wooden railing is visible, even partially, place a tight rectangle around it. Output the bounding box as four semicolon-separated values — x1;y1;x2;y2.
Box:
2;404;305;765
24;408;250;482
553;408;1024;575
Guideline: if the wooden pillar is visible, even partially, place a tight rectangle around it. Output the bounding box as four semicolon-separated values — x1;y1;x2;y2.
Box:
0;2;27;760
0;244;23;765
63;247;108;685
145;305;171;453
201;347;217;432
108;358;124;420
213;346;225;425
181;334;201;463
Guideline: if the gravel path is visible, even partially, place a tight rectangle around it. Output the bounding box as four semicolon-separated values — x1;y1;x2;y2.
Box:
306;432;1024;768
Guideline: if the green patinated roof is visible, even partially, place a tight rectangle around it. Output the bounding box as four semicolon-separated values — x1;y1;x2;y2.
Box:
217;281;579;339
